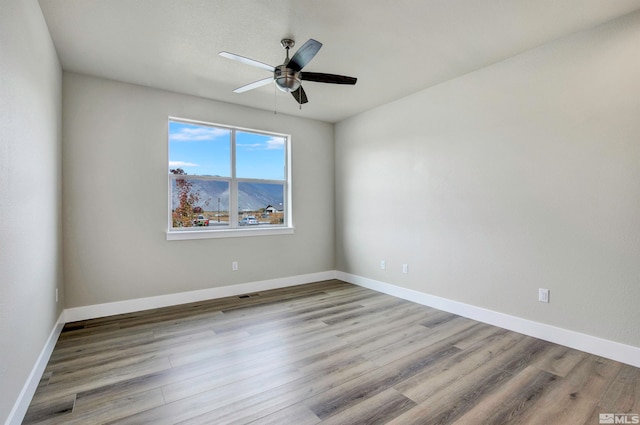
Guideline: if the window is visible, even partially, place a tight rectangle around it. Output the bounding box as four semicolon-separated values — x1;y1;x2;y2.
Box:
167;118;292;239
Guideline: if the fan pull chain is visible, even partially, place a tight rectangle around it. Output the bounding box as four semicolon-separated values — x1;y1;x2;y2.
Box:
274;83;278;115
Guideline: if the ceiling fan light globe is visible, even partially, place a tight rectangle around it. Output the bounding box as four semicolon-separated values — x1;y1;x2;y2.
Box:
274;65;301;93
275;76;301;92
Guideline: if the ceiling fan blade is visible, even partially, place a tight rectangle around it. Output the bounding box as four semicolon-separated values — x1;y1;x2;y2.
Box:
219;51;275;72
291;86;308;104
287;39;322;72
233;77;273;93
301;72;357;85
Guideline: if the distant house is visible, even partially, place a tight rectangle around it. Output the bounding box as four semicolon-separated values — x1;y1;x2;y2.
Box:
264;205;281;214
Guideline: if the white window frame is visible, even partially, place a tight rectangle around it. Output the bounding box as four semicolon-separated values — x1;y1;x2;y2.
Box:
166;117;293;240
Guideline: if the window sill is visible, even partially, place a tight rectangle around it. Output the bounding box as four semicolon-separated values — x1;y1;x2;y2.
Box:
166;226;294;240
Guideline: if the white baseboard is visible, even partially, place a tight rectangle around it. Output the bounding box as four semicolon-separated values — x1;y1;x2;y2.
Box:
64;271;338;323
5;311;65;425
337;271;640;369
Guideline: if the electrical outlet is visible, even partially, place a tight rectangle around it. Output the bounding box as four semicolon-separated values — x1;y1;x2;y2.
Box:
380;260;386;270
538;288;550;303
232;261;239;271
402;264;409;274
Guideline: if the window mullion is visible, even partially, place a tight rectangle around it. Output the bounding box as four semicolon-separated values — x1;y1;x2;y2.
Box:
229;129;238;228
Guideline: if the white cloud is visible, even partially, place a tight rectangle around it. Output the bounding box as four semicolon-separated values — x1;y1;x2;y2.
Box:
265;137;285;150
170;126;228;142
238;137;285;151
169;161;198;167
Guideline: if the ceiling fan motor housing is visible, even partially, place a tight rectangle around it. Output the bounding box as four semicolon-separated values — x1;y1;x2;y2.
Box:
274;64;301;93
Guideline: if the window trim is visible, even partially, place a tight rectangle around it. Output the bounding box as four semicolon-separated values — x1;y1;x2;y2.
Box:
166;117;293;240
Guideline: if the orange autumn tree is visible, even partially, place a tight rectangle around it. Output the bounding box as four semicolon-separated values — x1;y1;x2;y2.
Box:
170;168;202;227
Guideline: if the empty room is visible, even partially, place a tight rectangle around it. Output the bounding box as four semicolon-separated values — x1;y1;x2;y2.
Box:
2;1;640;424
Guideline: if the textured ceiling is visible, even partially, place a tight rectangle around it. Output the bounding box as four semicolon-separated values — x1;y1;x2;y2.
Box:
38;0;640;123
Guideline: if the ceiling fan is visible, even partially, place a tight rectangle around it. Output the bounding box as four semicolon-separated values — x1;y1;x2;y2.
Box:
219;38;357;105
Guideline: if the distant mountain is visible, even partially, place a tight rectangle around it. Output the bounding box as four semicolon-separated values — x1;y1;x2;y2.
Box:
171;179;283;212
237;182;284;211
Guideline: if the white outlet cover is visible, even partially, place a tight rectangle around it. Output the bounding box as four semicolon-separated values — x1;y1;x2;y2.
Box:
538;288;550;303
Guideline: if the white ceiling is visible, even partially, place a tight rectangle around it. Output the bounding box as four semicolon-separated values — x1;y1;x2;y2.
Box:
38;0;640;123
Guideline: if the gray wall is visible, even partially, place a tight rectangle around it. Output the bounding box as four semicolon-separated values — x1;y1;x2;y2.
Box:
4;3;640;421
335;11;640;347
0;0;63;421
62;73;335;308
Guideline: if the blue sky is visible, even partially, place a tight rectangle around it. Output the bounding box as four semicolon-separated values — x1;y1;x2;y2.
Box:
169;121;286;180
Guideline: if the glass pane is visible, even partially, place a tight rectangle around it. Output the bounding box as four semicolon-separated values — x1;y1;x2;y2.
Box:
238;182;285;227
169;121;231;177
236;131;286;180
170;177;230;229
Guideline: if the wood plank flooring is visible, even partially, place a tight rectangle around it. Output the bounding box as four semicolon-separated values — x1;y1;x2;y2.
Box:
23;280;640;424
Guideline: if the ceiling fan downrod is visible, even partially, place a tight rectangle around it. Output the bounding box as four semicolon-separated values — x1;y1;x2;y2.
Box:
275;39;301;93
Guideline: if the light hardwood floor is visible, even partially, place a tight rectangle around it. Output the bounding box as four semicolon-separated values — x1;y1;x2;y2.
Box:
23;280;640;424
